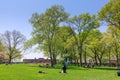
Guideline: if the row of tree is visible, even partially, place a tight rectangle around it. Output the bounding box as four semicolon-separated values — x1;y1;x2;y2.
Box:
0;0;120;67
24;0;120;67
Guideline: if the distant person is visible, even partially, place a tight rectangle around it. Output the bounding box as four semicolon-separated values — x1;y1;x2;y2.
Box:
46;64;49;68
53;64;56;68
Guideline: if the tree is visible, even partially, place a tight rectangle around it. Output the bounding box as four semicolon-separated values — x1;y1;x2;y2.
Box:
98;0;120;29
98;0;120;66
52;26;73;63
68;13;99;66
29;5;69;67
65;35;79;65
0;30;26;63
102;26;120;67
87;30;103;65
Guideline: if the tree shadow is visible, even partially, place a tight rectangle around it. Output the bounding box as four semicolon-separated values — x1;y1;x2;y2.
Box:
93;67;119;71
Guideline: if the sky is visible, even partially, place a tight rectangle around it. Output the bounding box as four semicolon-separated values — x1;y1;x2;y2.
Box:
0;0;110;59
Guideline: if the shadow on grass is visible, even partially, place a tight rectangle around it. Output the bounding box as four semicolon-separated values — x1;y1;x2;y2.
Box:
93;67;119;71
26;64;119;71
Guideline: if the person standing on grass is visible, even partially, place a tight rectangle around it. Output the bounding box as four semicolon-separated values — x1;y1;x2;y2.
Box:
62;64;67;73
61;60;68;73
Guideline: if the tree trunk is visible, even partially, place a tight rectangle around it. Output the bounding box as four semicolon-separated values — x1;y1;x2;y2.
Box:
116;51;119;68
78;46;83;66
74;53;77;66
97;56;102;66
53;53;57;64
84;48;87;65
94;53;98;65
99;58;102;66
76;58;79;66
74;58;77;66
49;45;54;67
50;54;53;67
9;55;12;64
108;50;111;66
115;44;119;68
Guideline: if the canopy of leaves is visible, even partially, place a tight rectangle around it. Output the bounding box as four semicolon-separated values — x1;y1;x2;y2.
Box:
69;13;99;33
98;0;120;28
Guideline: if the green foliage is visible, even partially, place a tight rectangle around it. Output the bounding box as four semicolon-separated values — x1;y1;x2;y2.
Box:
24;38;36;50
68;13;100;66
53;26;73;57
69;13;99;33
86;30;102;50
28;3;120;66
98;0;120;28
29;5;69;47
29;5;69;66
86;30;108;65
102;26;120;66
0;40;5;52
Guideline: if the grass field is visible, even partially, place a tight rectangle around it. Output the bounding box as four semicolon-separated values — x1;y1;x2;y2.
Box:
0;64;120;80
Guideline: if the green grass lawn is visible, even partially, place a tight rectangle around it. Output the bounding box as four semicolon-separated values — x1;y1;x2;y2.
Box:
0;64;120;80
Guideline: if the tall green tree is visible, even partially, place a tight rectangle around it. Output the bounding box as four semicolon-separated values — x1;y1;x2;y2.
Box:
68;13;99;66
87;30;103;65
29;5;69;67
65;35;79;65
103;26;120;67
98;0;120;66
98;0;120;29
53;26;73;62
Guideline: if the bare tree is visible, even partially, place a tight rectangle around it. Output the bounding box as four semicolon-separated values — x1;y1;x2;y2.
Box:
0;30;26;63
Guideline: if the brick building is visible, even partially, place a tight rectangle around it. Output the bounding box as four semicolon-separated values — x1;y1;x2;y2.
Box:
23;58;51;64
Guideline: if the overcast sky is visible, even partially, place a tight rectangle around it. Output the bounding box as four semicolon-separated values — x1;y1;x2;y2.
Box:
0;0;109;59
